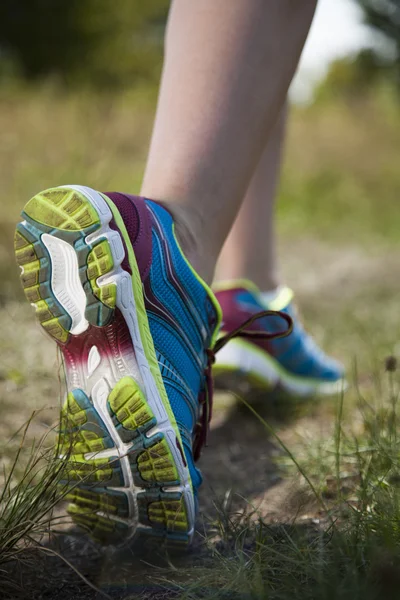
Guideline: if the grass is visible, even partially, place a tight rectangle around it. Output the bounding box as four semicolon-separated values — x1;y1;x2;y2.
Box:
0;415;70;596
158;365;400;600
0;77;399;598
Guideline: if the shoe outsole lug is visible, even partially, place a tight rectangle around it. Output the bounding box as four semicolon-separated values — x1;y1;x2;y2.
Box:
107;376;158;443
15;226;71;343
67;502;131;545
15;186;194;548
87;240;117;310
23;188;100;231
137;489;189;533
129;438;181;488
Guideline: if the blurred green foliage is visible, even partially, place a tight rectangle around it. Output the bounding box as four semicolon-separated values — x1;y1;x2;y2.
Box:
0;0;169;87
314;49;398;101
0;2;398;300
356;0;400;79
1;0;399;91
276;54;400;245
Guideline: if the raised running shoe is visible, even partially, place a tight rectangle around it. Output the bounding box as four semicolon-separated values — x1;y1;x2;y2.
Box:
15;185;227;547
15;189;291;548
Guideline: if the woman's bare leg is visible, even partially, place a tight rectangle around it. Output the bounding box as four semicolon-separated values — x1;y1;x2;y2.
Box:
141;0;317;283
216;105;287;291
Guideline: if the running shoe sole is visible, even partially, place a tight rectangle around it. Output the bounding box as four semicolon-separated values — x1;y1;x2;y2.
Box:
14;185;195;548
214;338;346;397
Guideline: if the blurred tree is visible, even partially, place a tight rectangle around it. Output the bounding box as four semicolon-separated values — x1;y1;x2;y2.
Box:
314;48;397;103
356;0;400;76
0;0;169;86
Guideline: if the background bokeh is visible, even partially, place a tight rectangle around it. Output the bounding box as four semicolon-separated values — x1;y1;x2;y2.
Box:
1;0;400;438
0;1;400;597
0;0;399;440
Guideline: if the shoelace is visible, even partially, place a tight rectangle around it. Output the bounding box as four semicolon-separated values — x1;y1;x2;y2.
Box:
193;310;293;461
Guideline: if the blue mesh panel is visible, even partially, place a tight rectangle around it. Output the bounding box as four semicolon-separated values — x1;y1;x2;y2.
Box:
149;232;204;357
183;442;203;490
146;201;212;343
164;385;194;433
149;316;202;394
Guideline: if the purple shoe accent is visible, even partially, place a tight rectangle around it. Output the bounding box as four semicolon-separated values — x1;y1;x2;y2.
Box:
216;284;345;383
217;287;276;355
105;192;153;281
63;309;136;371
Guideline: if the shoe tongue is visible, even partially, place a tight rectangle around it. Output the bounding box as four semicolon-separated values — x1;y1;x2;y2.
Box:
260;286;294;312
214;280;294;312
213;279;260;296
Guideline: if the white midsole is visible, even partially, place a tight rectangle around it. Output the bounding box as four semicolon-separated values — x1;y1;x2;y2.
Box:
42;233;89;335
51;185;194;540
215;339;346;397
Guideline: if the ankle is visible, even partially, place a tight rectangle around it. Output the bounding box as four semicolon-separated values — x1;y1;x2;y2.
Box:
160;202;217;285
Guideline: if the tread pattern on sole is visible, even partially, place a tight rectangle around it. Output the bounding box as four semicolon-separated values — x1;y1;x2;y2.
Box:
61;380;189;545
15;186;192;548
87;240;116;310
23;188;100;231
108;376;157;441
15;227;71;343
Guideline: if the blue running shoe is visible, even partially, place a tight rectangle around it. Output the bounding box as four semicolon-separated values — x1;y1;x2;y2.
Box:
15;188;292;547
214;280;345;397
14;185;226;548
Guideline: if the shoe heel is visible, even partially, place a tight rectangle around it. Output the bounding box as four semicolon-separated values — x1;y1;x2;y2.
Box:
14;186;124;343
